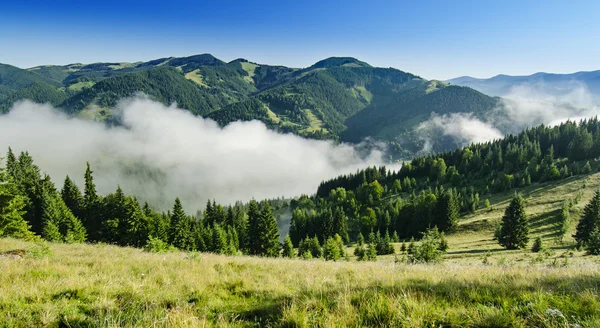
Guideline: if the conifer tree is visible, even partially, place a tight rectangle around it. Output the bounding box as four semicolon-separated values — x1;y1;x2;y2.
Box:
282;234;294;258
257;202;280;257
498;194;529;249
332;206;349;243
61;175;83;220
246;200;261;255
0;161;34;239
82;162;101;240
169;198;193;250
323;236;341;261
574;190;600;247
41;189;86;243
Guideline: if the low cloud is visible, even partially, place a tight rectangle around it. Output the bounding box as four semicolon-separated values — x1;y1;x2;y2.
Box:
0;98;390;212
418;83;600;150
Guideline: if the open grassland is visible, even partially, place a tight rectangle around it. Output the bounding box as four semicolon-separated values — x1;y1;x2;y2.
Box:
1;237;599;327
2;174;600;327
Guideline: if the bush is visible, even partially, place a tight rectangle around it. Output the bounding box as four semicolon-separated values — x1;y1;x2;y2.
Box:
144;236;175;253
408;227;446;263
531;236;544;253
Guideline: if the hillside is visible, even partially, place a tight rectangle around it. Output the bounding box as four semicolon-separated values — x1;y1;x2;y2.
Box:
447;70;600;101
0;55;501;155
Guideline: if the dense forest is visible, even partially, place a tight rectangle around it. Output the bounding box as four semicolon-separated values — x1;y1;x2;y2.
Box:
2;118;600;257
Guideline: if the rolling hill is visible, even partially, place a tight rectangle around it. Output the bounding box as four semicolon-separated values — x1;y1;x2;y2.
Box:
0;55;502;155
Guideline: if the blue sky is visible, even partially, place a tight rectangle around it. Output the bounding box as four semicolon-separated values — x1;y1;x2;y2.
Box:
1;0;599;80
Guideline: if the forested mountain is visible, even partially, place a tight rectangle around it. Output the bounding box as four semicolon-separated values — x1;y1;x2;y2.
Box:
0;54;502;155
447;70;600;101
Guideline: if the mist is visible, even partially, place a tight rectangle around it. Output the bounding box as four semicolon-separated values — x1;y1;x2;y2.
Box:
0;98;389;212
418;83;600;150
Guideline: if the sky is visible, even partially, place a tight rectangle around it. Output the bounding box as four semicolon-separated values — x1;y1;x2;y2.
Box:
1;0;599;80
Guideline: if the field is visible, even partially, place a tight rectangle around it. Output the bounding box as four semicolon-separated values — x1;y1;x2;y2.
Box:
2;174;600;327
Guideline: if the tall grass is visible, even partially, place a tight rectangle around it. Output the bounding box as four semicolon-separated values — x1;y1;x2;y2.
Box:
1;238;599;327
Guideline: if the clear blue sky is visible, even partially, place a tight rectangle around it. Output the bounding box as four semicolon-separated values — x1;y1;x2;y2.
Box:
1;0;599;80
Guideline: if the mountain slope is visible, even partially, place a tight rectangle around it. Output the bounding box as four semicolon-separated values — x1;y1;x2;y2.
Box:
0;63;61;92
447;70;600;100
1;55;502;155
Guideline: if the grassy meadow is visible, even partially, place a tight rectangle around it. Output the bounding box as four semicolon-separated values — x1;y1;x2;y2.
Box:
2;173;600;327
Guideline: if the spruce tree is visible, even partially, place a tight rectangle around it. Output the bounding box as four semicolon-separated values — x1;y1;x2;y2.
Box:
246;200;261;255
332;207;349;243
82;162;100;241
498;194;529;249
41;189;86;243
0;161;34;239
323;237;341;261
574;190;600;247
282;234;294;258
257;203;280;257
123;198;149;247
169;198;193;250
61;175;83;220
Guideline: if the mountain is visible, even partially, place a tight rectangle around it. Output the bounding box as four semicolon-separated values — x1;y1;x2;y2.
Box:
446;70;600;101
0;54;501;155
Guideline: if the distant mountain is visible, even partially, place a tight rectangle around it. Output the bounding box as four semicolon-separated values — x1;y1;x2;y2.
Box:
0;54;501;156
446;71;600;101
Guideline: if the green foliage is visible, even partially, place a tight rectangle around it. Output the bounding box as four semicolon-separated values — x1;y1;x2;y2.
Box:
557;201;571;243
247;202;280;257
0;161;34;240
282;235;294;258
144;236;176;253
408;227;447;263
323;237;341;261
168;198;194;251
585;228;600;255
574;190;600;248
531;236;544;253
499;194;529;250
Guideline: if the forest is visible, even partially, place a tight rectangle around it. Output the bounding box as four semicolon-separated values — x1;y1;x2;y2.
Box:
2;117;600;259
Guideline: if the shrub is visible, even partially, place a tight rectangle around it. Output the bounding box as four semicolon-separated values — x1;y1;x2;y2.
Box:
144;236;175;253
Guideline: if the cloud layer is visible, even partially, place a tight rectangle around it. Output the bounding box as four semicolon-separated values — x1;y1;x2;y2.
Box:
0;98;389;212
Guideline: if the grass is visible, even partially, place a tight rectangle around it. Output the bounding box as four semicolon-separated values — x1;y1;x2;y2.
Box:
67;81;95;91
1;238;599;327
240;62;258;84
299;109;328;133
2;174;600;327
184;69;209;87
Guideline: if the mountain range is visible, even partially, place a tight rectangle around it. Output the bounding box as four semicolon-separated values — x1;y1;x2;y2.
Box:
446;70;600;103
1;54;502;156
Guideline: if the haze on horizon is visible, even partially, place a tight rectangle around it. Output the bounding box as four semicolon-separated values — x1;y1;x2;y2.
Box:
1;0;599;80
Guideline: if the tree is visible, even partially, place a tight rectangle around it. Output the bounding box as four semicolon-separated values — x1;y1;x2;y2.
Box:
247;202;280;257
61;175;83;220
169;198;193;250
557;201;571;243
282;234;294;258
574;190;600;248
323;236;341;261
498;194;529;249
434;189;459;232
531;236;544;253
332;206;349;243
82;162;101;241
0;160;34;240
408;227;446;263
40;189;86;243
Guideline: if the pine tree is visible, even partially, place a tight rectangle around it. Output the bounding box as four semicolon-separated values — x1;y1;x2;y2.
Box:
332;207;349;243
323;236;341;261
435;190;459;232
61;175;83;220
246;200;261;255
0;161;34;239
531;236;544;253
211;223;228;254
169;198;193;250
257;203;280;257
41;189;86;243
123;198;149;247
574;190;600;247
498;194;529;249
282;234;294;258
82;162;101;241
